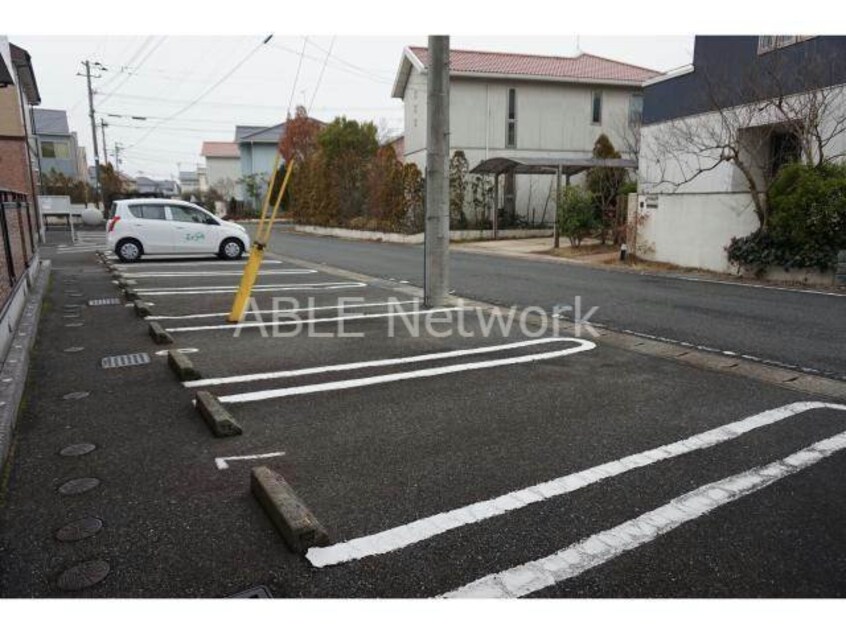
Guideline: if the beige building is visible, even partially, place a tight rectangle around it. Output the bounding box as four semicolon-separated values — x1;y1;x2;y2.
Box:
392;46;660;225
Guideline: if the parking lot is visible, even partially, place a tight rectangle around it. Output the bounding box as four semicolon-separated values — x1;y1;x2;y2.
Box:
1;229;845;598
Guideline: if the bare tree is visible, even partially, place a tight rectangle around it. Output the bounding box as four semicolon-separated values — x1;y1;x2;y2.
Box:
645;44;846;231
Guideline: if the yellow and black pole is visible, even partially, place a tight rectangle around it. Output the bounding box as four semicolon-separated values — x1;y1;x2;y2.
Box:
227;153;294;323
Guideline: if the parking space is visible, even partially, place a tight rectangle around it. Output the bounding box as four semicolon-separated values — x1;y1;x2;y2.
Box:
2;239;843;598
100;248;846;597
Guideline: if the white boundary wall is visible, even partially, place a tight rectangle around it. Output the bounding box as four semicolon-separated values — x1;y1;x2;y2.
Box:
290;225;553;244
633;193;760;272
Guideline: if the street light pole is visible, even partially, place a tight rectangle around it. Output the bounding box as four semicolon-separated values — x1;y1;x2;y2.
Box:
424;35;450;307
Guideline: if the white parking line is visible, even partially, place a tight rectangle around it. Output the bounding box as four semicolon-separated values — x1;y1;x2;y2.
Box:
186;337;577;388
214;451;286;470
166;307;467;333
219;337;595;404
113;259;283;267
442;428;846;597
137;281;367;296
305;401;846;568
149;300;418;321
122;269;316;278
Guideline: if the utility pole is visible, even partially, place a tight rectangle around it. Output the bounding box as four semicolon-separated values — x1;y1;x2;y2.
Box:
100;118;108;165
80;60;106;209
424;35;450;307
113;143;121;172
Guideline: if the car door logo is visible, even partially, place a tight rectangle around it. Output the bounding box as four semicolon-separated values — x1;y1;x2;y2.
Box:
185;231;205;242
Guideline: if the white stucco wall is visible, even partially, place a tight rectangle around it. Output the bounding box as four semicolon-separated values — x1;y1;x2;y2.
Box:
633;192;761;272
205;157;241;200
400;67;642;223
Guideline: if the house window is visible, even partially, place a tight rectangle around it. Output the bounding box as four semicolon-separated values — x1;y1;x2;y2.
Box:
41;140;70;159
758;35;811;54
506;88;517;148
591;91;602;125
758;36;776;53
628;94;644;126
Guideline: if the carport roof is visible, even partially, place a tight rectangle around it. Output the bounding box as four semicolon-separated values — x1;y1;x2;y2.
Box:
470;156;637;176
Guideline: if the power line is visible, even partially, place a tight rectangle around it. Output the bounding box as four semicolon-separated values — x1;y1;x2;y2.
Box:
287;37;308;116
96;36;155;93
269;40;393;86
309;36;335;112
97;36;168;106
97;92;401;111
124;34;274;151
307;37;393;83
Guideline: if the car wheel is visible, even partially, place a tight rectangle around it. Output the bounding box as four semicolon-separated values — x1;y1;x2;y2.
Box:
116;238;143;263
219;238;244;260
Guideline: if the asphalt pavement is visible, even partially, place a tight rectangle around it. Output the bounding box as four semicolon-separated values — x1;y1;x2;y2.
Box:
264;227;846;380
0;228;844;598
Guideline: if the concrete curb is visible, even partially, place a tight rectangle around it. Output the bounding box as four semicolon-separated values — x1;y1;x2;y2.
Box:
124;288;140;301
250;466;330;554
194;391;241;437
168;350;201;381
133;300;152;318
148;321;174;344
0;260;51;473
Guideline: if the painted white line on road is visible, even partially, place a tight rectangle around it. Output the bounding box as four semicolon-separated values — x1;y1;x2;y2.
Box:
442;428;846;597
186;337;575;388
166;307;467;333
122;269;316;278
214;451;286;470
306;401;846;568
56;246;102;252
149;300;418;321
220;337;595;405
114;259;283;268
669;274;845;298
154;347;199;357
137;282;367;296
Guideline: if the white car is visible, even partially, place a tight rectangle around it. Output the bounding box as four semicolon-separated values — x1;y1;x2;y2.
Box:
106;198;250;262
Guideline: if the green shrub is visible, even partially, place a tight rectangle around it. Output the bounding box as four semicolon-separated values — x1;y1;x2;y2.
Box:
558;185;599;247
728;163;846;272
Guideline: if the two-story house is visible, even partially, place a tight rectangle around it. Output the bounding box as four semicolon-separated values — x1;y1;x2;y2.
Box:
32;108;83;180
392;46;660;224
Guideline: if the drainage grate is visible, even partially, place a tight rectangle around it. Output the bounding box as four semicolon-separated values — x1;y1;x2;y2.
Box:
88;298;122;306
228;585;273;599
100;352;151;369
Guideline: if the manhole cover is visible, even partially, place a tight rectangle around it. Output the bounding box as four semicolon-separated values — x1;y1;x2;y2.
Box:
101;353;151;369
62;391;90;400
58;477;100;495
88;298;121;306
228;585;273;598
60;442;97;457
56;559;110;591
55;517;103;542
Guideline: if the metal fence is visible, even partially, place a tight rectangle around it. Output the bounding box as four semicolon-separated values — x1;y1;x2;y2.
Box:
0;189;38;309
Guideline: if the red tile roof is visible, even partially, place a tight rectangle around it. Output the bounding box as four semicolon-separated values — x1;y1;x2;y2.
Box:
201;141;240;158
408;47;661;84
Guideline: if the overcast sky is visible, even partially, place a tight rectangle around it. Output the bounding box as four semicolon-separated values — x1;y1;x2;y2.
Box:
13;35;694;179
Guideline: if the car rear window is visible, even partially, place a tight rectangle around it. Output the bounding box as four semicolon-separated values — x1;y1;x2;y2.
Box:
129;204;167;220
